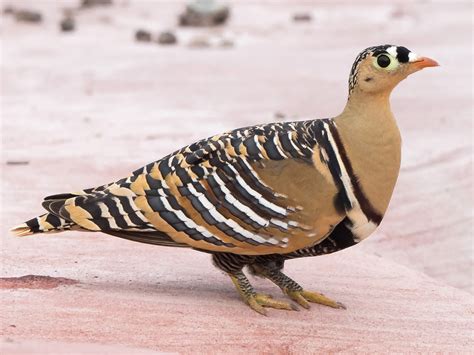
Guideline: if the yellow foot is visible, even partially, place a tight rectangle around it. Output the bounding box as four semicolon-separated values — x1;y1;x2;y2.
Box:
286;289;346;310
247;293;299;316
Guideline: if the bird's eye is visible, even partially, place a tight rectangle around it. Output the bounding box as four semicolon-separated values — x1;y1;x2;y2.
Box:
373;53;399;71
377;55;391;68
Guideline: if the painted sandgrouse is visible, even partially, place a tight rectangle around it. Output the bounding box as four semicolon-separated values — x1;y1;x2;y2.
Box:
11;45;438;315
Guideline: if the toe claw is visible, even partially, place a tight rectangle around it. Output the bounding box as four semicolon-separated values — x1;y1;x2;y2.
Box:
290;303;300;311
287;291;311;309
248;298;268;316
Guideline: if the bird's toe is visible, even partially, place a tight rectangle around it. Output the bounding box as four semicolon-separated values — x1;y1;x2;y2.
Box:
246;293;298;314
286;289;345;310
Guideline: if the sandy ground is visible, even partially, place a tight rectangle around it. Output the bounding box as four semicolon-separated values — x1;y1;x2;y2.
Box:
1;0;473;353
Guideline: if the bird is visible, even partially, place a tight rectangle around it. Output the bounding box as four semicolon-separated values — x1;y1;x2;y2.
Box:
11;45;438;315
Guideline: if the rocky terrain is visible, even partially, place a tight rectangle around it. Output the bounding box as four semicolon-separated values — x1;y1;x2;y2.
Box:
1;0;472;353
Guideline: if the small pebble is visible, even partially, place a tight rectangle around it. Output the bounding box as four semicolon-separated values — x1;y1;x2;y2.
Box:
6;161;30;166
14;9;42;23
81;0;112;8
219;38;234;48
274;111;286;120
179;1;230;27
135;29;152;42
293;13;312;22
60;17;75;32
157;31;177;45
188;36;211;48
3;5;14;15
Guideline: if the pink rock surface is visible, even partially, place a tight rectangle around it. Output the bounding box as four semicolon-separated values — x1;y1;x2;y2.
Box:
1;0;472;353
0;275;77;290
1;249;472;353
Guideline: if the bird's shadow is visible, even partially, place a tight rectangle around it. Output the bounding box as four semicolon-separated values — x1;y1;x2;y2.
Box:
79;272;282;303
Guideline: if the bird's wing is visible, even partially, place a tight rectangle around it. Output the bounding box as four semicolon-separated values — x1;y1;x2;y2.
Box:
125;121;329;254
41;121;343;254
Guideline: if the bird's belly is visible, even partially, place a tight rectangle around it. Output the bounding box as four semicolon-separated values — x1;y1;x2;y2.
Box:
250;159;346;254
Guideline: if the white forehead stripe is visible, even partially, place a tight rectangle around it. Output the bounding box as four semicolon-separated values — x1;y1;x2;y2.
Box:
408;52;421;62
386;46;398;58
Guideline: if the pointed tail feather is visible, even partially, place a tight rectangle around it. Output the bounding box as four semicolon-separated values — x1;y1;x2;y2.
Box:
10;223;35;236
10;213;77;237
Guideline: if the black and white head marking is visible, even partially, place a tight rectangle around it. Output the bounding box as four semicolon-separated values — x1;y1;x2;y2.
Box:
348;44;420;96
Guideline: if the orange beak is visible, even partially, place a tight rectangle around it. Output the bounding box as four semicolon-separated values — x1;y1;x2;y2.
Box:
410;56;439;70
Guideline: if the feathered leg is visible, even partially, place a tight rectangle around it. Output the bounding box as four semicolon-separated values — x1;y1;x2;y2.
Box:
250;255;346;310
212;253;297;315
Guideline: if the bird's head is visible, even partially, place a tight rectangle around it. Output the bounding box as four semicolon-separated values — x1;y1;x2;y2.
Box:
348;45;438;97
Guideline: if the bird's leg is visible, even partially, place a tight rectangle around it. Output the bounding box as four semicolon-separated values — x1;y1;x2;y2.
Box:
228;270;297;315
251;257;346;310
212;253;297;315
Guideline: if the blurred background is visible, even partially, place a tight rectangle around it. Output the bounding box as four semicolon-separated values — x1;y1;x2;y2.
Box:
1;0;472;353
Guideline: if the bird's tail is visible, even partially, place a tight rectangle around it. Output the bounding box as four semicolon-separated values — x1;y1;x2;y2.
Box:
10;213;78;237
